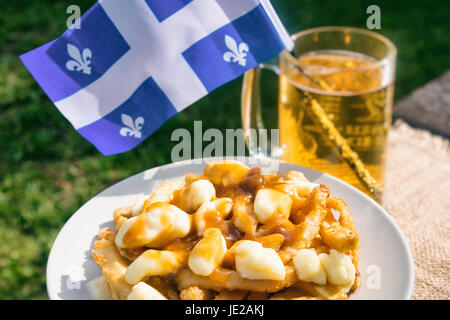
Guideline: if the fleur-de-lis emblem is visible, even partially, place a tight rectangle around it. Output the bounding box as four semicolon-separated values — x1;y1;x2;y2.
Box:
119;114;144;139
65;43;92;75
223;35;249;67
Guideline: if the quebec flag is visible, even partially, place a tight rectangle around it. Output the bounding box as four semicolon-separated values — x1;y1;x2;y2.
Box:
20;0;293;155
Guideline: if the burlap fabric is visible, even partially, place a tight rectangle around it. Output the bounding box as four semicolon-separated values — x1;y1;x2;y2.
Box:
384;120;450;299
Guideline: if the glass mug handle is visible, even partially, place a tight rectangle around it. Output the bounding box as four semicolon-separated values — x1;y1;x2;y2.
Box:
241;58;282;159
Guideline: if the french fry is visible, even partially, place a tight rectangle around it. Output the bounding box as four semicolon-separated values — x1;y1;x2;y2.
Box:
310;237;330;255
280;185;330;262
92;228;133;300
253;234;285;251
118;246;145;262
246;292;270;300
180;286;214;300
214;290;247;300
352;268;361;290
320;210;358;252
146;277;180;300
269;288;322;300
290;184;329;225
113;205;133;231
327;196;357;233
246;292;269;300
222;251;236;270
176;264;297;293
294;281;348;300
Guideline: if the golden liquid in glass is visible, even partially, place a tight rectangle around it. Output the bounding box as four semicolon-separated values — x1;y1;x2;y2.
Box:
279;50;393;198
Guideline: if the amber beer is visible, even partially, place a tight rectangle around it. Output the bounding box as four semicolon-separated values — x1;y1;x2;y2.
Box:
241;27;397;200
278;51;394;195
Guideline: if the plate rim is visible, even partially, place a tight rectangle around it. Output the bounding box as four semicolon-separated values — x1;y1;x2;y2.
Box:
46;157;414;300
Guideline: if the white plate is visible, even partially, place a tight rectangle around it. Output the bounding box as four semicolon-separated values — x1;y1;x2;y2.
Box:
46;158;414;300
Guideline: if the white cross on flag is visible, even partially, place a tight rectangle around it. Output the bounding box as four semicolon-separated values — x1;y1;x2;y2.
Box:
20;0;293;155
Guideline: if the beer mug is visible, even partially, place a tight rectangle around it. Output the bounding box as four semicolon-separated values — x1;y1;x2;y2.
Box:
241;27;397;201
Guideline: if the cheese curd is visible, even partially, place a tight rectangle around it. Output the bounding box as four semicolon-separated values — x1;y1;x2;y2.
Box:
127;282;167;300
204;160;249;187
188;228;227;276
253;188;293;223
115;203;191;249
293;249;327;285
319;249;355;287
194;198;233;236
125;249;186;284
115;217;136;247
232;240;285;281
177;179;216;212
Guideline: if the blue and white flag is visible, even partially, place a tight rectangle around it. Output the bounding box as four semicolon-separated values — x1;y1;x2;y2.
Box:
20;0;293;155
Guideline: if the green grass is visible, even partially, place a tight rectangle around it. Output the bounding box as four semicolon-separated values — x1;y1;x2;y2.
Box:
0;0;449;299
